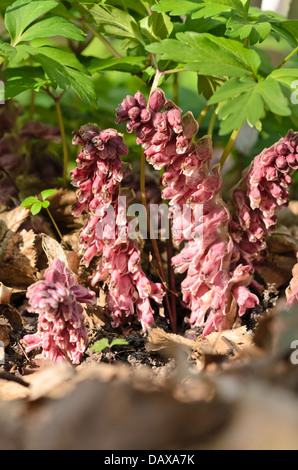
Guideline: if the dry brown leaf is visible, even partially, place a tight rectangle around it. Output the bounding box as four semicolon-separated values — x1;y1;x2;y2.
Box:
257;257;295;289
0;363;232;450
0;283;12;304
146;328;198;355
0;305;23;330
0;229;39;288
41;234;68;266
0;317;11;346
0;206;30;233
267;226;298;254
147;326;253;361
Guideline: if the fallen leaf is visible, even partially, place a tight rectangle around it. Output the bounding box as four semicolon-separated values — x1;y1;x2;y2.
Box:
0;206;30;233
0;283;12;304
41;234;68;267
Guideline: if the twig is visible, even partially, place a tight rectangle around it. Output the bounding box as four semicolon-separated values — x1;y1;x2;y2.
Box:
0;370;29;388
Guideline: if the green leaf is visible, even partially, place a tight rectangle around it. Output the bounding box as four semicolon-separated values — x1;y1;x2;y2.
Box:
278;21;298;43
146;32;261;77
91;338;109;353
83;56;146;74
23;45;97;105
64;67;97;106
139;12;173;42
41;189;56;201
271;24;297;48
192;1;246;19
257;78;291;116
110;338;129;348
211;76;291;135
217;88;265;134
42;200;50;209
4;77;46;99
5;0;58;44
21;196;39;207
197;74;225;100
35;46;88;73
19;15;86;43
30;201;43;215
151;0;201;16
269;68;298;88
0;41;30;63
2;66;47;99
226;14;271;45
83;3;143;43
208;76;255;104
152;0;246;17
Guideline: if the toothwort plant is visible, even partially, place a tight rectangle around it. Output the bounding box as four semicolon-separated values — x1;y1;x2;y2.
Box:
116;89;298;335
21;258;95;364
71;124;164;330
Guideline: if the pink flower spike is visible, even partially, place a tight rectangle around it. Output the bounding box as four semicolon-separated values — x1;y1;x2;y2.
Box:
22;258;95;365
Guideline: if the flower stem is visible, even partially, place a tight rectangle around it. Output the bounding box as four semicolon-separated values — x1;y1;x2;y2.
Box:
140;149;174;329
54;97;69;188
166;224;177;333
197;104;211;127
162;68;187;75
276;46;298;69
82;21;122;59
173;73;179;106
29;89;36;120
220;128;241;169
207;109;217;137
150;69;163;94
46;207;64;241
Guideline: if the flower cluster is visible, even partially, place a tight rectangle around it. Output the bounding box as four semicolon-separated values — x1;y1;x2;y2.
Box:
231;131;298;265
116;89;259;335
71;124;164;330
21;258;95;364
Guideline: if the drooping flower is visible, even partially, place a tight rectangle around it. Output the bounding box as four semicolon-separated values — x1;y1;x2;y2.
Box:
21;258;95;364
116;89;259;335
71;124;164;330
230;131;298;265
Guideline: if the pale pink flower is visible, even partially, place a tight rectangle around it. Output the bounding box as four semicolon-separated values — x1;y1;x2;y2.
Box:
116;89;259;335
231;131;298;265
22;258;95;364
71;124;164;330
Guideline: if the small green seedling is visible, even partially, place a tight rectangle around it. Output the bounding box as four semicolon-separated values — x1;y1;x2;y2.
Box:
21;189;56;215
21;189;63;241
91;338;129;363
